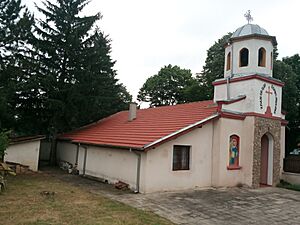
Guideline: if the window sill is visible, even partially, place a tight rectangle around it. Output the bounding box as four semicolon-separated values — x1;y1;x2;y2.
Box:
227;166;242;170
172;169;190;171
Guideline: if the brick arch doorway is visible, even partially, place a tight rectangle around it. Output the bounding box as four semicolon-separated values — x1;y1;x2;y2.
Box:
260;133;274;186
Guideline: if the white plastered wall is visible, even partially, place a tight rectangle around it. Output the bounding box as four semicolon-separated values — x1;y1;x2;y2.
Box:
56;141;146;192
143;122;213;193
214;79;282;117
56;116;258;192
212;117;254;187
57;141;77;165
5;140;41;171
224;39;273;78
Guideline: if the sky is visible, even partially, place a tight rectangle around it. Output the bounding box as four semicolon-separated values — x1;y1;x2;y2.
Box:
23;0;300;101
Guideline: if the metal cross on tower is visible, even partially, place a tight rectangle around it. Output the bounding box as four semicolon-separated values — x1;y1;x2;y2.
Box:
244;10;253;24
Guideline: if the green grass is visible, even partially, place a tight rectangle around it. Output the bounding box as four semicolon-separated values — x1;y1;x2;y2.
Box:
0;173;174;225
277;180;300;192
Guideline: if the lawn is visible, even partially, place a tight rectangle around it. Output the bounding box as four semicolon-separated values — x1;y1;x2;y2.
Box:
277;180;300;192
0;173;174;225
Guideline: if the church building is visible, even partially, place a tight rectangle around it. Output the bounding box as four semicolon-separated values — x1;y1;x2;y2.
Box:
57;21;287;193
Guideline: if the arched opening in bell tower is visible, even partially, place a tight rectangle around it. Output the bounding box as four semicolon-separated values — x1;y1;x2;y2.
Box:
226;52;231;71
239;48;249;67
258;47;266;67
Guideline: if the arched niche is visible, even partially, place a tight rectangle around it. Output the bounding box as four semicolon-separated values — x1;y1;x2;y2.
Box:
239;48;249;67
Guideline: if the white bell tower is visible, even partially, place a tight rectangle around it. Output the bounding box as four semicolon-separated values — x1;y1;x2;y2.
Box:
224;11;277;78
213;12;284;118
224;24;276;78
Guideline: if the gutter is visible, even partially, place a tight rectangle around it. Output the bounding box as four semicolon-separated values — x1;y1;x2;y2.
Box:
226;76;230;100
75;143;80;166
210;119;215;186
82;145;88;176
130;148;141;193
143;113;219;150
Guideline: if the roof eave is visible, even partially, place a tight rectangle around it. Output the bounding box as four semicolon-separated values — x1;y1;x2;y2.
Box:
9;135;45;145
71;140;143;151
228;34;277;46
143;113;219;151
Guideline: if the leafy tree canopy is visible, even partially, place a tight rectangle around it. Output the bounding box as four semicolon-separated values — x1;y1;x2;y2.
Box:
138;64;198;107
280;54;300;148
273;60;298;121
196;33;232;100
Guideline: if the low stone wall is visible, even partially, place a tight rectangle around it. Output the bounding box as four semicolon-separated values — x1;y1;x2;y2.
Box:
282;172;300;185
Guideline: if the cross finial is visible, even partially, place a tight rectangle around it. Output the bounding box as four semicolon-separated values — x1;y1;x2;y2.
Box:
244;10;253;24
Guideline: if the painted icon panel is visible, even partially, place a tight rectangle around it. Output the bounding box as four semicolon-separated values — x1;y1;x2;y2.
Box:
229;135;240;168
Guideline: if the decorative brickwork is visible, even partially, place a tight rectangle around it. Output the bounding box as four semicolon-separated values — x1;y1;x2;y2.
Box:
252;117;281;188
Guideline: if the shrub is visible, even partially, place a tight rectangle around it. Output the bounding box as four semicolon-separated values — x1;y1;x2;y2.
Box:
0;131;9;161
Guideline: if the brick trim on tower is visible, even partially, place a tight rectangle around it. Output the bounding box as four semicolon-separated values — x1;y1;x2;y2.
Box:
212;74;284;87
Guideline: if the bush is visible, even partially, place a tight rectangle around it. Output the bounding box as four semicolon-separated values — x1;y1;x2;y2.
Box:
0;131;9;161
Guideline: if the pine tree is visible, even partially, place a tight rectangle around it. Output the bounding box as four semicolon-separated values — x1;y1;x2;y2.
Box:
34;0;131;135
0;0;34;132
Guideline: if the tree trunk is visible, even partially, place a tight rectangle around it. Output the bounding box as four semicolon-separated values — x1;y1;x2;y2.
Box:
49;133;57;166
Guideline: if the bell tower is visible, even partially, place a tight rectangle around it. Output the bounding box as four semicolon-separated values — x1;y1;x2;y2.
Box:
213;12;283;118
211;12;286;189
224;11;277;78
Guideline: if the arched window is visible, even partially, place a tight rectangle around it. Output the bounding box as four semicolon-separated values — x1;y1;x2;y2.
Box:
226;52;231;71
258;47;266;67
228;135;240;169
239;48;249;67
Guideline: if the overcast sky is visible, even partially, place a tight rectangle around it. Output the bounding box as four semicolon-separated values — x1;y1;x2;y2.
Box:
23;0;300;100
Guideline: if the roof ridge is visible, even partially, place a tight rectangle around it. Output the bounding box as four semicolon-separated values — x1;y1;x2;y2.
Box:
138;100;213;111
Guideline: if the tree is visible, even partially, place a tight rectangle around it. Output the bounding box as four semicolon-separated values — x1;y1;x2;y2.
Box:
0;131;9;162
138;64;198;107
197;33;232;100
0;0;35;131
282;54;300;116
273;61;298;120
25;0;132;164
283;54;300;78
280;54;300;150
33;0;131;136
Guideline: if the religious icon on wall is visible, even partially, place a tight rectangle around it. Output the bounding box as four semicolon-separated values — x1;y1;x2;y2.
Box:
229;135;240;167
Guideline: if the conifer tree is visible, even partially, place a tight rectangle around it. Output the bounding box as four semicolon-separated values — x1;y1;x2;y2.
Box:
34;0;131;135
0;0;34;132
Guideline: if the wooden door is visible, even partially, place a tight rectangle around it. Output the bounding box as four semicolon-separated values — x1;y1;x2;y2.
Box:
260;135;269;185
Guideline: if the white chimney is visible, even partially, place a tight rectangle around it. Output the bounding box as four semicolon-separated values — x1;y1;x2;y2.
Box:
128;102;137;121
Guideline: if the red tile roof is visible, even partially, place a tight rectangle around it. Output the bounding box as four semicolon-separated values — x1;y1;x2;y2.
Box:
59;100;218;150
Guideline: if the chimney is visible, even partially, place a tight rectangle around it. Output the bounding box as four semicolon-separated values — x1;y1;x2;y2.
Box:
128;102;137;121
